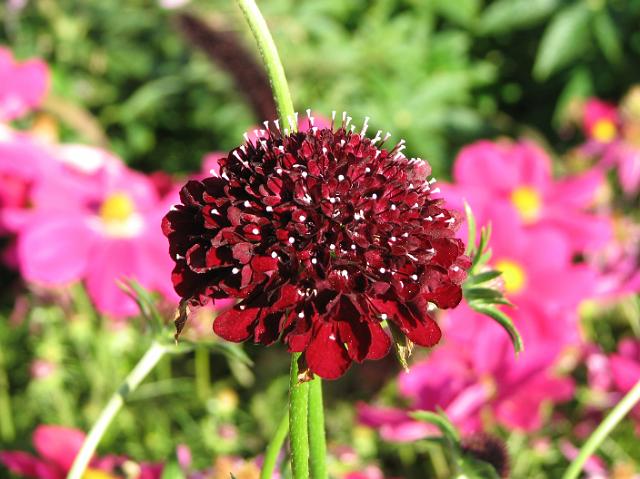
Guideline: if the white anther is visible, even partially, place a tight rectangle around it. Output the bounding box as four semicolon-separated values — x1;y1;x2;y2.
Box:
276;168;283;174
427;248;435;254
445;218;455;224
298;312;305;318
365;167;371;173
311;258;318;264
232;267;240;274
351;244;356;250
329;197;336;204
411;274;418;281
338;174;345;181
289;237;295;244
452;265;461;272
371;193;378;200
329;244;336;251
380;313;388;320
379;267;386;273
431;187;440;194
244;200;251;207
413;203;420;208
299;215;306;222
328;334;336;341
302;171;308;178
252;228;259;235
429;177;437;184
402;232;409;237
209;168;219;176
322;147;328;154
435;213;445;219
361;116;370;136
390;204;397;211
274;119;280;130
271;251;278;258
426;216;433;221
266;206;273;212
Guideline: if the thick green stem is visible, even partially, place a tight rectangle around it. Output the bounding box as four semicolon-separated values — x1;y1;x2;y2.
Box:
308;377;328;479
562;378;640;479
66;341;167;479
234;0;296;126
289;353;310;479
260;410;289;479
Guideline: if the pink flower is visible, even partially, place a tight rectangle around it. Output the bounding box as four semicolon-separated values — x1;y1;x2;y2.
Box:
603;142;640;195
609;339;640;430
441;140;611;252
359;304;574;439
487;208;597;321
15;145;179;317
0;47;49;122
582;98;619;144
0;425;162;479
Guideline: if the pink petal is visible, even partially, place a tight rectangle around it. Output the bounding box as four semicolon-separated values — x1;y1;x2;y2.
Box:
17;214;94;284
33;425;86;472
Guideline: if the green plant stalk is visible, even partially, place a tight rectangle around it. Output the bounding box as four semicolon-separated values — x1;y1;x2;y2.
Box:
260;410;290;479
562;378;640;479
289;353;310;479
66;341;167;479
0;346;15;442
308;377;328;479
194;346;210;400
234;0;296;126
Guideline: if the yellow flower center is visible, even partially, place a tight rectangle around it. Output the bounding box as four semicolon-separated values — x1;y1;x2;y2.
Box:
592;119;617;143
83;469;118;479
100;193;135;223
510;186;542;223
495;259;526;295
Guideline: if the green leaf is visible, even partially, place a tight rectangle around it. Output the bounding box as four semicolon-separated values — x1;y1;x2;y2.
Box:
552;66;593;128
533;3;592;80
161;461;185;479
466;270;502;286
478;0;559;35
433;0;480;27
592;10;622;65
118;279;164;333
456;456;502;479
464;200;477;256
410;410;460;444
471;304;524;354
464;287;512;306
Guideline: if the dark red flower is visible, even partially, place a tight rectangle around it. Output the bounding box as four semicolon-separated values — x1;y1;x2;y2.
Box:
162;115;469;379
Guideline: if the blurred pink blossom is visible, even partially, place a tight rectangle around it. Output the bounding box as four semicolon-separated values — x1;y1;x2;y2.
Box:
0;47;49;122
441;139;611;253
359;304;574;440
29;359;57;380
0;425;162;479
15;145;179;317
582;98;619;144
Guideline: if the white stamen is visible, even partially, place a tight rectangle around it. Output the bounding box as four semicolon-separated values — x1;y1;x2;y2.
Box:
276;168;283;174
271;251;278;258
298;312;305;318
452;265;461;272
329;244;336;251
411;274;418;281
445;218;455;224
311;258;318;264
329;197;336;204
390;236;397;241
232;267;240;274
288;237;295;244
431;187;440;194
361;116;370;136
244;200;251;207
365;167;371;173
338;174;345;181
266;206;273;212
379;267;386;273
328;334;336;341
239;305;246;310
371;193;378;200
299;215;306;222
390;204;397;211
380;313;388;320
351;244;356;250
252;228;259;235
302;171;308;178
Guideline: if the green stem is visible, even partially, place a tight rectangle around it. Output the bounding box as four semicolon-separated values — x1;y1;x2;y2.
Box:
66;341;167;479
0;345;15;442
562;378;640;479
234;0;296;126
194;346;210;400
260;410;290;479
289;353;310;479
308;377;328;479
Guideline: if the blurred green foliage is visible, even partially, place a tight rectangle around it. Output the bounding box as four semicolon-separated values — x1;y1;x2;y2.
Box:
3;0;640;175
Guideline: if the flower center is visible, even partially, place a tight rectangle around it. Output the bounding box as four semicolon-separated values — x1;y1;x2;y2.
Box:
83;469;118;479
510;186;541;223
494;259;526;295
100;193;135;223
592;119;617;143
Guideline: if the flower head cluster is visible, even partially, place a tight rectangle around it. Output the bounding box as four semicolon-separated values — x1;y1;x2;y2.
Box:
163;114;469;378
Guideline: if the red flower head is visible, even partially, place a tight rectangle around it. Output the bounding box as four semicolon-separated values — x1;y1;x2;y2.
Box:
162;113;469;378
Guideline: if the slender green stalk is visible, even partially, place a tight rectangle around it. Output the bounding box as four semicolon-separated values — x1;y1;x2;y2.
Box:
194;346;210;400
289;353;310;479
308;377;328;479
260;410;290;479
66;341;167;479
234;0;296;126
562;378;640;479
0;346;15;441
